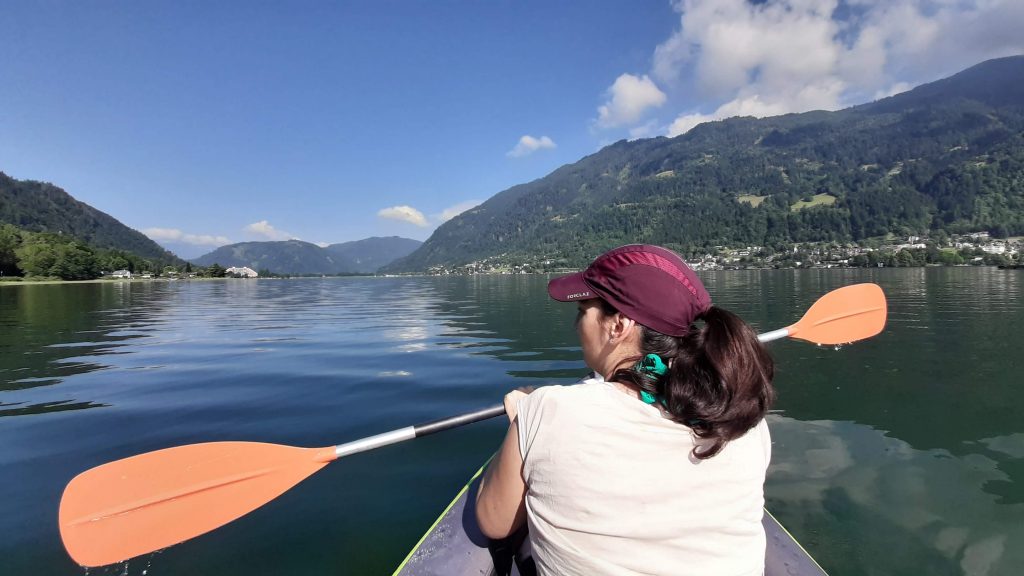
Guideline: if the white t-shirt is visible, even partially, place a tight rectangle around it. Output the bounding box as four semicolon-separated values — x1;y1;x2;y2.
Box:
516;376;770;576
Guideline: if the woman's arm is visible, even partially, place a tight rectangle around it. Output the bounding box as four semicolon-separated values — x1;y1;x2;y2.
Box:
475;392;529;539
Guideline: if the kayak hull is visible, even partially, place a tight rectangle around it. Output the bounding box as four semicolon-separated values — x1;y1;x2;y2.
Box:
394;465;828;576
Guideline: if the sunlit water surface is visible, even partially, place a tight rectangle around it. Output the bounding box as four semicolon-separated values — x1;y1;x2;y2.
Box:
1;268;1022;575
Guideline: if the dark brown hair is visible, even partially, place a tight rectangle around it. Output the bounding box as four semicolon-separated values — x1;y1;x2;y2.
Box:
603;300;775;460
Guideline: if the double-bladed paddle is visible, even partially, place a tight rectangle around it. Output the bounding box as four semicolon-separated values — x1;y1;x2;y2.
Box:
59;282;886;567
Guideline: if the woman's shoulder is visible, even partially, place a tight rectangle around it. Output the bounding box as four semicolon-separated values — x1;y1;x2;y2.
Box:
523;375;609;406
517;376;614;425
516;377;624;458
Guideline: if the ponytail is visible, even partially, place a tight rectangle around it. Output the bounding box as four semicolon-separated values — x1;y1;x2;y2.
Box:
609;305;775;460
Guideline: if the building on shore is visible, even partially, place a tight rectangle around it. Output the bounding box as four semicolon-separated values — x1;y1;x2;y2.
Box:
225;266;259;278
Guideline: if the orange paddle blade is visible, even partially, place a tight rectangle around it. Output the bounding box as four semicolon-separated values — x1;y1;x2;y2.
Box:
59;441;336;567
787;283;887;345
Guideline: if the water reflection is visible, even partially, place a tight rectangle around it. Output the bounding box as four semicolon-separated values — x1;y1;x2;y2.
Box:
767;267;1024;454
0;283;162;413
425;275;589;381
768;416;1024;576
969;432;1024;506
0;399;108;417
979;433;1024;459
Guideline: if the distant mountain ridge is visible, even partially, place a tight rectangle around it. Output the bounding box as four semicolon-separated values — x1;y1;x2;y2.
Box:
324;237;424;272
386;55;1024;271
192;237;421;274
0;172;182;263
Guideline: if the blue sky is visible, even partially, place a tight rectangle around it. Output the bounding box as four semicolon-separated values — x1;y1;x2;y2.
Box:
2;1;1022;258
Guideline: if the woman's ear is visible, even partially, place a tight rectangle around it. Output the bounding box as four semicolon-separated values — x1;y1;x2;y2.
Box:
607;313;637;343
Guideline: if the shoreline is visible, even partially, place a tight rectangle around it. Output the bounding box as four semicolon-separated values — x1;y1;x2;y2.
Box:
0;277;250;287
0;275;386;286
1;263;1017;286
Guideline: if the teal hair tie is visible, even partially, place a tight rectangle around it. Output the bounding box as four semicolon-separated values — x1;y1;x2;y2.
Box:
636;353;667;378
639;389;664;405
636;354;668;406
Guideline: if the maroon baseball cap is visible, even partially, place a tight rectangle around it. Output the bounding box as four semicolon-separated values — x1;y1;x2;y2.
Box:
547;244;711;337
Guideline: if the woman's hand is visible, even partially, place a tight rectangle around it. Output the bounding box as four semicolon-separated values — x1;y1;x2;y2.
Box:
503;386;535;423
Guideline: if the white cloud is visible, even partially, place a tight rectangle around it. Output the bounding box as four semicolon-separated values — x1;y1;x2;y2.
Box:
142;227;231;247
652;25;693;85
315;241;330;248
244;220;295;241
873;81;912;101
649;0;1024;136
437;200;482;222
667;112;715;137
507;135;556;158
596;74;667;128
142;227;184;242
376;200;483;229
183;233;232;246
629;120;661;140
378;205;428;227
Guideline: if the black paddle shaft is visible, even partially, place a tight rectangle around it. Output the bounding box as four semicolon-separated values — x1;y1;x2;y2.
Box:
415;404;506;437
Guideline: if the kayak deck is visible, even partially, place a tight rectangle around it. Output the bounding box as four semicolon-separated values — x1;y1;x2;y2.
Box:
394;465;829;576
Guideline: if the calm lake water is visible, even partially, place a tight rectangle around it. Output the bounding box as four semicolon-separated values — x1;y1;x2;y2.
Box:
2;268;1022;576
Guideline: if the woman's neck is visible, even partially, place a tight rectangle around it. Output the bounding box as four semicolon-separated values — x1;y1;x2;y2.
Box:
597;346;640;382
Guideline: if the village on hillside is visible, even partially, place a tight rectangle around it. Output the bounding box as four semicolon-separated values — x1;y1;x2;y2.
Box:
424;233;1024;275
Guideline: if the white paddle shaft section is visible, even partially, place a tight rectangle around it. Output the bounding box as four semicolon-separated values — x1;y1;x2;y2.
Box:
758;328;790;343
334;427;416;458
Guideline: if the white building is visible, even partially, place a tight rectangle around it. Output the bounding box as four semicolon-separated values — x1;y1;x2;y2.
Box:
895;243;927;251
225;266;259;278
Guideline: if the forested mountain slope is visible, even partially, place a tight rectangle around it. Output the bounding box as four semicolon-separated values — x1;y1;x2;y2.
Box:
0;172;181;263
388;56;1024;271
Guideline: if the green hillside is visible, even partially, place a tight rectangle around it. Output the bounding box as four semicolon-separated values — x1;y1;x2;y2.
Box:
387;56;1024;271
0;172;182;264
0;223;179;280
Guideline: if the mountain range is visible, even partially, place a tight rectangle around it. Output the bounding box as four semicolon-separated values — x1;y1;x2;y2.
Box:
191;237;422;274
5;56;1023;275
0;171;419;274
386;55;1024;271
